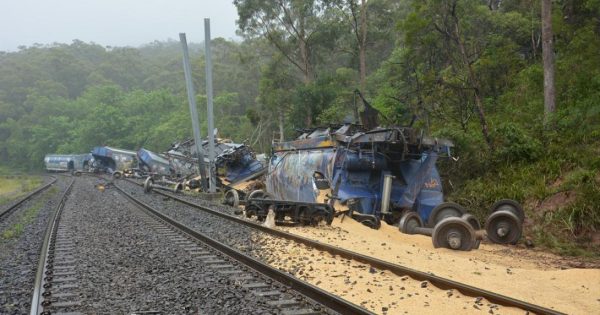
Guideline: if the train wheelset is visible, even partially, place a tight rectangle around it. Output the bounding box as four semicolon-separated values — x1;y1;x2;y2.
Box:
399;200;525;251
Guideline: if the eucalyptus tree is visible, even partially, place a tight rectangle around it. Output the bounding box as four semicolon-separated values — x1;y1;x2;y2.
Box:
235;0;338;126
394;0;529;147
541;0;555;126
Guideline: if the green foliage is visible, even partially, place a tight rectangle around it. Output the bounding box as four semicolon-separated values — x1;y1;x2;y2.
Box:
389;0;600;255
0;40;265;170
1;186;56;240
491;122;542;163
0;175;42;205
1;0;600;255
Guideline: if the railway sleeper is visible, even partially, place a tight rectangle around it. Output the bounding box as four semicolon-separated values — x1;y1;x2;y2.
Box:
253;290;283;297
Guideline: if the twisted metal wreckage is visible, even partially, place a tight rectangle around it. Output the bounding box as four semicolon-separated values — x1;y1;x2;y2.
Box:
138;138;266;195
220;92;524;251
47;93;525;251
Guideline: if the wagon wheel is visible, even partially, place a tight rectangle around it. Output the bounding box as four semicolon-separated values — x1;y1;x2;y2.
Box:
173;182;184;193
489;199;524;223
224;189;240;207
398;212;423;235
427;202;468;228
461;213;481;249
247;189;272;200
355;216;381;230
485;210;522;245
432;217;477;251
143;177;154;193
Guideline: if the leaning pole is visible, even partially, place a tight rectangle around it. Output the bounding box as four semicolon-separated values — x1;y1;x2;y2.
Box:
179;32;208;191
204;18;217;193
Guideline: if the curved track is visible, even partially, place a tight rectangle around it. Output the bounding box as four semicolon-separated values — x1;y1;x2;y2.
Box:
123;178;565;315
30;176;372;315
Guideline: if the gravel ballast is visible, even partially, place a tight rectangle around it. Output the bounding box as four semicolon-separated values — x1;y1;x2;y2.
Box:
0;175;70;314
40;175;325;314
116;179;520;314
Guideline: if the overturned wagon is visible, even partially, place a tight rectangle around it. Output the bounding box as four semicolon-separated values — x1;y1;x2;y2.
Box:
143;138;267;194
90;146;138;177
256;124;524;250
137;148;173;176
267;124;452;228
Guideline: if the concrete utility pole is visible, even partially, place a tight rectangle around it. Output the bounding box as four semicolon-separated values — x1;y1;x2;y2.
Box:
204;18;217;193
179;32;208;191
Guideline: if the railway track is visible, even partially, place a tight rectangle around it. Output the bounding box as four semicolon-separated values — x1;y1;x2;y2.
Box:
30;175;371;314
0;176;56;222
30;178;75;315
0;175;69;314
121;177;565;315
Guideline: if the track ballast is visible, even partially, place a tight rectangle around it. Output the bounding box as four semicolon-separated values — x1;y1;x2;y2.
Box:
30;175;370;314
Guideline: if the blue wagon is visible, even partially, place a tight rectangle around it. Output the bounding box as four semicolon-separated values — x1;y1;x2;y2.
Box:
44;153;92;172
137;148;173;176
265;124;453;228
90;146;138;177
143;139;266;193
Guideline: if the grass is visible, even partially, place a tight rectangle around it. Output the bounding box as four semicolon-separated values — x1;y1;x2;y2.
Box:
444;135;600;257
1;186;57;240
0;175;44;206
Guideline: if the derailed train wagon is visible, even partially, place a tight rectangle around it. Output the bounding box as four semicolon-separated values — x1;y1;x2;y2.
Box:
137;148;173;176
170;139;266;188
266;124;452;229
90;146;138;177
217;143;266;186
143;138;266;193
44;154;92;172
248;123;525;251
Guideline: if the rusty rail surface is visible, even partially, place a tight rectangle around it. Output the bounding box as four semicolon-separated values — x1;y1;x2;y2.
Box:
123;177;565;315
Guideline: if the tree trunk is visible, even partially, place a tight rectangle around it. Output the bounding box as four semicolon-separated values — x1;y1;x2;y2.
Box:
359;0;368;91
298;15;313;127
454;20;493;148
300;37;313;127
542;0;556;126
278;110;285;142
298;13;311;85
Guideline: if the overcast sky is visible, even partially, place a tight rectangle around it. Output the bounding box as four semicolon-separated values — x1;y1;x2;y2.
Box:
1;0;240;51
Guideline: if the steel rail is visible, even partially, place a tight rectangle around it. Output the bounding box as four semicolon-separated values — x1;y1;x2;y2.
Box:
30;178;75;315
0;176;57;221
123;178;565;315
114;182;373;315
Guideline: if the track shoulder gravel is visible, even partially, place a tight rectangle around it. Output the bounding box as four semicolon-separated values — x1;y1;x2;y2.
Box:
41;175;336;314
0;176;69;314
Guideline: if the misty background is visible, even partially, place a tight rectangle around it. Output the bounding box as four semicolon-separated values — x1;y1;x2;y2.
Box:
1;0;239;51
0;0;599;255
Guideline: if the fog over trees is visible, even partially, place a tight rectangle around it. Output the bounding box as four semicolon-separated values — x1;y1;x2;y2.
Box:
1;0;599;253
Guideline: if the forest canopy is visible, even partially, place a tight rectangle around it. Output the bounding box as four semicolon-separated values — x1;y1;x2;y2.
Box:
1;0;599;255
